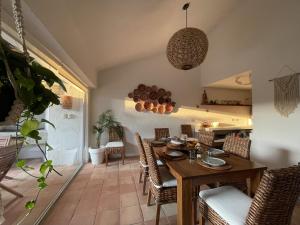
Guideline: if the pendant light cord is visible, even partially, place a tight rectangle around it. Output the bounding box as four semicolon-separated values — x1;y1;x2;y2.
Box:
186;8;187;28
182;2;190;28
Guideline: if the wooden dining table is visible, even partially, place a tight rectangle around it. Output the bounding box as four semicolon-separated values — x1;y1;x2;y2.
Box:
165;155;267;225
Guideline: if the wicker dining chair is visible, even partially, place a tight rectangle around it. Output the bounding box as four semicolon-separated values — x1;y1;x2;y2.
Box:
198;130;215;151
135;133;165;195
0;143;23;202
154;128;170;140
220;136;252;193
105;127;125;166
143;141;177;225
181;124;193;137
199;165;300;225
135;132;149;195
0;136;11;148
223;136;251;160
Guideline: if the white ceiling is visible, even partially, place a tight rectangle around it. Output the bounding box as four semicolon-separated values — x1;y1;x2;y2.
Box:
207;71;252;90
20;0;240;84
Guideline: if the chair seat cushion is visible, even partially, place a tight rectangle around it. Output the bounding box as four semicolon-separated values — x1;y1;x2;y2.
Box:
105;141;124;148
157;159;164;166
199;186;252;225
159;167;177;188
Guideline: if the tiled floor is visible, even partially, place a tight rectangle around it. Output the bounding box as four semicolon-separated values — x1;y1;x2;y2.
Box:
2;159;76;225
42;157;300;225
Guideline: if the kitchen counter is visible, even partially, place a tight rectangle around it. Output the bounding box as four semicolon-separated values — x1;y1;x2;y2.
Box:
202;126;252;131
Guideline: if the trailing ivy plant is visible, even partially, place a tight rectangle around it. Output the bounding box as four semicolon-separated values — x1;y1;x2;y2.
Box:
0;37;66;212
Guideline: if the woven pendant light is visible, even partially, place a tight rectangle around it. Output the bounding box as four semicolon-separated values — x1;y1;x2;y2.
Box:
167;3;208;70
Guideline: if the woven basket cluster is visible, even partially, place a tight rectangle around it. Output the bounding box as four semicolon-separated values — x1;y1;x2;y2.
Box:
167;27;208;70
128;84;176;114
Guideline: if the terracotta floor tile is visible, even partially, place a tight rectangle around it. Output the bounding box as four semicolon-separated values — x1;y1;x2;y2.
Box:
102;184;119;195
94;209;120;225
144;218;169;225
120;183;136;194
98;192;120;211
120;176;134;185
141;204;166;222
120;205;143;225
69;211;96;225
162;203;177;217
120;192;139;207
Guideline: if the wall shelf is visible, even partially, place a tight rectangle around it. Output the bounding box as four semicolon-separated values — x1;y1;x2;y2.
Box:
201;104;252;107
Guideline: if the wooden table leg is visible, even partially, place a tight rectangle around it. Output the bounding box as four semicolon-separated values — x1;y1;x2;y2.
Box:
177;178;193;225
250;169;264;196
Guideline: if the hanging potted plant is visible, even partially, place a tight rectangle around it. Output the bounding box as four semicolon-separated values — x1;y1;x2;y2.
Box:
0;0;66;214
90;110;123;165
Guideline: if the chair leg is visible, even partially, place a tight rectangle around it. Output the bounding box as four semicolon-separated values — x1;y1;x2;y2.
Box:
142;172;147;195
122;149;125;165
193;199;198;225
105;153;108;167
139;168;143;183
0;183;23;197
199;214;205;225
147;189;152;206
155;203;161;225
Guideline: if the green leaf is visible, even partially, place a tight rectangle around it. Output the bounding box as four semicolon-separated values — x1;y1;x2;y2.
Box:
41;118;55;129
38;182;47;189
46;143;53;151
39;160;53;175
37;176;45;183
16;160;26;168
20;119;40;137
25;200;36;210
14;68;35;91
31;61;66;91
27;130;42;140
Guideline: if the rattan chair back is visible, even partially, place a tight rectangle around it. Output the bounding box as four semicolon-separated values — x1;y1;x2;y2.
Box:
198;130;214;146
135;132;147;166
0;136;11;148
0;144;17;181
108;126;123;142
155;128;170;140
143;141;162;187
246;166;300;225
181;124;193;137
223;136;251;160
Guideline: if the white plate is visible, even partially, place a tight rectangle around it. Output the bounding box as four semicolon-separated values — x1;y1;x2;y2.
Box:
209;148;225;156
187;138;198;142
170;140;182;145
202;157;226;167
166;150;184;157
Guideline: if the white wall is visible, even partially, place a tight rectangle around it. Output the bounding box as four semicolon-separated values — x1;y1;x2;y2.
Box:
201;0;300;168
46;83;85;165
91;53;249;156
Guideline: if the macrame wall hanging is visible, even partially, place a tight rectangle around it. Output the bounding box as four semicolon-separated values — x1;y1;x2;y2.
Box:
269;65;300;117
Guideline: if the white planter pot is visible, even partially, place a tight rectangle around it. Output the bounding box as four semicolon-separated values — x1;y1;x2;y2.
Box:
89;146;105;165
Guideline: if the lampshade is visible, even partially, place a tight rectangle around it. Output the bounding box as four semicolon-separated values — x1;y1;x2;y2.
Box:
166;3;209;70
61;95;72;109
167;27;208;70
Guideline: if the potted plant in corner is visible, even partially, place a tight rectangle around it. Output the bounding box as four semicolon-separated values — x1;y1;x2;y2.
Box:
89;110;122;165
